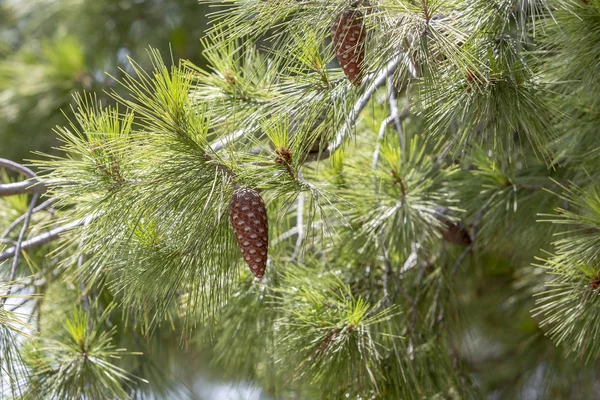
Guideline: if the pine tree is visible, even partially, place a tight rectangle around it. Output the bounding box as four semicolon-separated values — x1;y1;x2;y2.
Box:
1;0;600;398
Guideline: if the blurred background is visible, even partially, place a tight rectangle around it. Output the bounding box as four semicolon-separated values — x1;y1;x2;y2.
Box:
0;0;210;163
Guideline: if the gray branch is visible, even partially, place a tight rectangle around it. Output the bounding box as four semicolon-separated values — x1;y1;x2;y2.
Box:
210;128;249;152
0;219;85;262
1;198;56;241
291;192;305;261
387;77;405;156
1;192;39;306
316;54;403;160
0;158;46;197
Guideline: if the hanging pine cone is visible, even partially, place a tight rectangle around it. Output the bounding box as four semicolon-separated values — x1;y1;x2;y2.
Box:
433;207;472;247
229;188;269;278
440;221;472;247
332;9;366;86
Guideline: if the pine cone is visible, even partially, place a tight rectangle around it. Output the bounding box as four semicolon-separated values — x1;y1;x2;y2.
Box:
229;188;269;278
332;9;366;86
440;221;472;247
433;207;472;247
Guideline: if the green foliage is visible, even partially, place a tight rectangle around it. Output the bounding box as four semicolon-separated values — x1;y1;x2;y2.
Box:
1;0;600;398
274;266;399;398
534;184;600;362
22;307;142;399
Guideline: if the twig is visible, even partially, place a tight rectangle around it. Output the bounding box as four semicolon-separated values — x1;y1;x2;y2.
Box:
1;198;57;241
291;192;305;261
369;242;414;318
399;242;420;277
1;192;39;307
0;158;46;197
77;218;93;334
78;223;90;311
0;158;36;178
7;297;34;312
402;51;418;80
372;115;395;171
210;128;248;152
0;219;86;262
0;181;46;197
387;77;405;156
273;227;299;246
382;243;414;305
450;244;473;276
316;54;402;160
409;259;430;332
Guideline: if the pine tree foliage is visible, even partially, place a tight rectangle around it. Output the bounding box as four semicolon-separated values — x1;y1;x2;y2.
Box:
1;0;600;398
22;306;143;400
0;281;31;398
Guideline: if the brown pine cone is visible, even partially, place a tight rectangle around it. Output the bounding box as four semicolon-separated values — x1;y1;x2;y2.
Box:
229;188;269;278
440;221;472;247
332;9;366;86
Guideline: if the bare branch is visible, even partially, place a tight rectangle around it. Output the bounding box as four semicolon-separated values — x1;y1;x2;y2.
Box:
372;115;395;170
450;195;495;275
0;158;46;197
1;198;57;241
1;192;39;307
0;219;86;262
315;54;402;160
77;218;93;333
0;181;46;197
291;192;305;261
0;158;36;178
399;242;420;276
387;77;405;155
210;128;248;152
273;227;299;246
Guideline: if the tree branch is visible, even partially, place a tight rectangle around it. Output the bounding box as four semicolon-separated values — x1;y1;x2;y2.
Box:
1;198;57;241
0;219;86;262
315;54;402;160
387;76;405;156
450;195;495;275
1;192;39;307
291;191;305;261
0;181;46;197
0;158;46;197
210;128;249;152
0;158;36;178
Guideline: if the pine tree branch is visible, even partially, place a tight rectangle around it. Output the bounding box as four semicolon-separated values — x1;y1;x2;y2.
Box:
291;191;305;261
316;54;403;160
273;227;299;246
1;198;56;241
387;77;405;156
0;158;36;179
0;219;86;262
0;181;46;197
399;242;420;276
77;218;93;334
78;218;91;312
1;192;39;307
372;115;396;171
210;128;248;152
0;158;46;196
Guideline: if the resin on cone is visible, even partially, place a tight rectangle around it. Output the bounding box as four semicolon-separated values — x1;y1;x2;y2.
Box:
229;188;269;278
332;9;366;86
